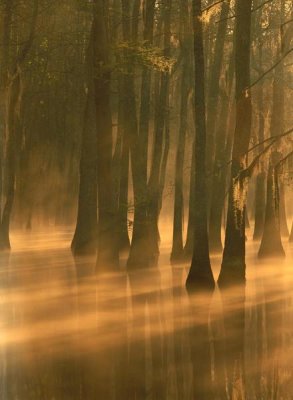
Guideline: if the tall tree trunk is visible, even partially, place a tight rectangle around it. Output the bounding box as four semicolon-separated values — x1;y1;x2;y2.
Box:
0;1;12;216
253;84;266;240
93;0;119;270
0;0;38;250
184;144;195;259
278;0;289;237
208;98;233;253
270;74;289;237
139;0;156;186
253;172;266;240
186;0;214;291
258;0;288;251
147;0;172;266
218;0;253;287
126;0;156;264
206;0;231;204
71;55;98;255
120;0;150;269
289;222;293;242
171;0;190;263
209;53;234;253
279;182;288;236
258;151;285;258
112;1;130;253
0;75;21;249
118;114;130;252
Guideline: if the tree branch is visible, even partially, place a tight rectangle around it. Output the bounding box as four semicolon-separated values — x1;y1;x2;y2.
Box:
248;48;293;89
236;141;273;181
202;0;226;14
216;0;273;24
275;150;293;171
246;127;293;155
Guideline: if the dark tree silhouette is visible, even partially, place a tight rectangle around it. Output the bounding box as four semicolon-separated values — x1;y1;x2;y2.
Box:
218;0;253;287
186;0;214;291
93;0;119;269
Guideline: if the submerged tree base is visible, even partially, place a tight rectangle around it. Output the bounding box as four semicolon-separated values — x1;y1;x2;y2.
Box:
0;243;11;252
0;231;11;252
186;262;215;293
258;240;285;259
127;242;152;270
170;250;185;265
290;223;293;242
218;259;246;288
71;234;97;257
118;228;130;253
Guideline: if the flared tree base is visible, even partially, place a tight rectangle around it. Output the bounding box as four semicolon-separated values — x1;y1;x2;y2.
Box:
127;241;151;269
186;261;215;293
258;240;285;259
170;249;185;265
119;232;130;254
218;259;246;289
0;230;11;252
253;231;262;241
71;234;97;256
289;223;293;243
183;242;193;261
258;220;285;259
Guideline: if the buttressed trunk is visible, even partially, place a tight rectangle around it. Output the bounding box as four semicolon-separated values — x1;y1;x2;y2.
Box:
253;82;266;241
258;151;285;259
171;0;190;263
289;222;293;243
209;52;234;253
184;143;195;259
120;0;150;269
71;38;98;256
147;0;172;266
93;0;119;270
0;0;38;250
218;0;252;287
186;0;214;291
0;75;21;250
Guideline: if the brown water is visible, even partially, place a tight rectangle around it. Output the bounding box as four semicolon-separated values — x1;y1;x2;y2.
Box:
0;228;292;399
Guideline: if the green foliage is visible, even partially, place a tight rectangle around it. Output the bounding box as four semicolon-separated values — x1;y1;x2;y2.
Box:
114;41;176;73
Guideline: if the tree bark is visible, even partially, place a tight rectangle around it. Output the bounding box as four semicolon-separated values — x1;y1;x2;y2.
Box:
93;0;119;270
253;83;266;240
289;222;293;242
112;2;130;253
71;57;98;255
209;52;234;253
184;144;195;260
171;0;190;263
218;0;253;287
0;1;38;250
258;151;285;258
147;0;172;266
206;0;231;202
0;1;12;215
120;0;151;269
186;0;214;291
209;98;233;253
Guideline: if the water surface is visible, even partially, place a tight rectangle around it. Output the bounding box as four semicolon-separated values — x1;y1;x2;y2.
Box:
0;228;292;399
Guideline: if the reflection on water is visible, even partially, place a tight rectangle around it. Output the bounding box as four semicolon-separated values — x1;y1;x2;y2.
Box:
0;229;292;399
